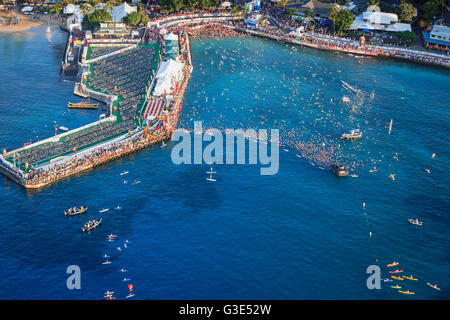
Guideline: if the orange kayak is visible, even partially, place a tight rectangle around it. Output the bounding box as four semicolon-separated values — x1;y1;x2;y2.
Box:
391;276;404;280
398;290;415;295
387;262;399;267
403;275;418;281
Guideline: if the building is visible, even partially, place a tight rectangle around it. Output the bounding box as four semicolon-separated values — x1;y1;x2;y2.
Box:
422;24;450;52
110;2;137;23
350;5;411;32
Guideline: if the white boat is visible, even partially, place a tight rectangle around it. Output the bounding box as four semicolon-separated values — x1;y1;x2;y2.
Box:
161;141;167;148
99;208;109;213
341;129;362;140
126;293;135;299
120;171;129;176
341;80;360;93
115;206;122;210
102;260;111;265
342;96;350;103
59;126;69;132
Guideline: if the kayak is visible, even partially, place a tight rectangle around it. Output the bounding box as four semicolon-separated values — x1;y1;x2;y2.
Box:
389;269;403;274
403;275;418;281
383;278;393;282
427;283;441;291
387;262;399;267
398;290;415;295
391;276;404;280
391;285;401;289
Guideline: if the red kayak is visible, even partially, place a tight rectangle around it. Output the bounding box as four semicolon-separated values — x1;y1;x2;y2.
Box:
389;269;404;274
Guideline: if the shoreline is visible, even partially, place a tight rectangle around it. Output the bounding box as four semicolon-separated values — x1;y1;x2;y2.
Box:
0;14;59;34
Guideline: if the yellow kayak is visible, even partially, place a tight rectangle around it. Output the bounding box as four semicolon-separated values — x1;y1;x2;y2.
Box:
387;262;399;267
391;276;404;280
398;290;415;295
403;275;418;281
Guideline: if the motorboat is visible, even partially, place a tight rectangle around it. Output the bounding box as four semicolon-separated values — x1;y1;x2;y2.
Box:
330;164;349;177
341;129;362;141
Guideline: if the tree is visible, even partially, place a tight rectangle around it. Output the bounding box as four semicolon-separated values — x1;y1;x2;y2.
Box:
334;9;354;33
421;1;439;21
287;8;296;18
304;9;311;18
277;0;289;12
398;2;415;23
366;0;379;6
123;11;142;26
83;9;112;27
50;2;63;16
329;4;339;33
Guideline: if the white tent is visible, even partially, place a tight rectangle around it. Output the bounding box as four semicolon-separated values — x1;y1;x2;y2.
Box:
21;6;33;12
159;28;168;35
156;60;184;82
164;33;178;42
153;60;185;97
110;2;136;22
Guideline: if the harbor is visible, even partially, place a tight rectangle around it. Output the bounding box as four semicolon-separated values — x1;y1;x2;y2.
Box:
0;2;449;301
0;24;193;189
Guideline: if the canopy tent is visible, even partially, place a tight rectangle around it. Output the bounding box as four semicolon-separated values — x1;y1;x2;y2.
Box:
110;2;136;22
159;28;168;35
21;6;33;12
153;60;185;97
164;33;178;42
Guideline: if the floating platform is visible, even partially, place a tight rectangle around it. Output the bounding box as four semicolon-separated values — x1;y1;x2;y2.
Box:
68;101;99;109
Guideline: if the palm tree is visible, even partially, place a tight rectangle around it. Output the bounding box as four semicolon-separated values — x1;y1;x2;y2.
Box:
50;2;63;16
88;0;100;9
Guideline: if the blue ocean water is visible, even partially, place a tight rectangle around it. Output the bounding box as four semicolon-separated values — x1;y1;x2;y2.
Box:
0;26;449;299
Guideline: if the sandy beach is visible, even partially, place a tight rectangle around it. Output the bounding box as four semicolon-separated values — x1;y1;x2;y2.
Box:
0;14;58;33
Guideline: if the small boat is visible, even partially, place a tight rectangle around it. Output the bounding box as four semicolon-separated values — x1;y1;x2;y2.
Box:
64;206;87;216
58;126;69;132
341;80;360;93
391;276;404;280
161;141;167;148
389;269;404;274
403;275;418;281
330;164;349;177
408;218;422;226
398;290;415;295
103;254;110;258
383;278;393;283
99;208;109;213
391;285;401;289
133;180;141;185
120;171;129;176
115;206;122;210
341;129;362;141
81;218;102;232
427;283;441;291
122;278;131;282
68;101;99;109
126;293;135;298
102;260;111;265
120;268;127;273
425;168;431;174
387;262;399;267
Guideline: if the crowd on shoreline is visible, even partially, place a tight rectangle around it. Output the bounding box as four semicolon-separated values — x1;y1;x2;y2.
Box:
19;129;167;187
187;23;245;40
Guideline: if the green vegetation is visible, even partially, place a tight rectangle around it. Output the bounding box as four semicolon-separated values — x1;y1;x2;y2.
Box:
158;0;220;13
82;9;112;27
397;30;417;44
421;1;439;21
334;9;354;33
122;11;142;26
398;2;416;23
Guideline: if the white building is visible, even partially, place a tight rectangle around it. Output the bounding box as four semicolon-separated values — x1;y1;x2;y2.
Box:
350;5;411;32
